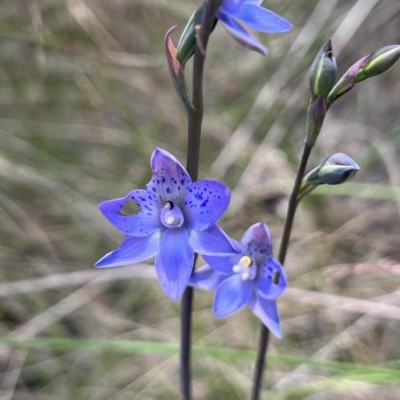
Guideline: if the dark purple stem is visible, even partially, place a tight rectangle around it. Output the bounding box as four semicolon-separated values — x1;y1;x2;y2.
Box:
180;2;223;399
251;143;313;400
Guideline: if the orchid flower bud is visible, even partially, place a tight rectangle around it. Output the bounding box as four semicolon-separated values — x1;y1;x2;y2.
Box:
309;39;337;101
328;45;400;106
305;95;326;146
165;27;194;114
300;153;360;194
327;56;369;105
301;165;323;189
318;153;360;185
176;4;206;67
356;45;400;82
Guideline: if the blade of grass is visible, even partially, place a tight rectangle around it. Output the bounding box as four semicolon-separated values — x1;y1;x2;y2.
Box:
2;336;400;381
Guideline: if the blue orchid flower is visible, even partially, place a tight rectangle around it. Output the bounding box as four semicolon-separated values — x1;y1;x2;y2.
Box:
189;222;287;337
95;148;236;301
217;0;292;55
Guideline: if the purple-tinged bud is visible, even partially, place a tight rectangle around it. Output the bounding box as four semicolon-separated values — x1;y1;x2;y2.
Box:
318;153;360;185
328;45;400;106
176;4;205;67
305;95;326;146
327;56;369;105
309;39;337;101
165;26;194;114
356;45;400;82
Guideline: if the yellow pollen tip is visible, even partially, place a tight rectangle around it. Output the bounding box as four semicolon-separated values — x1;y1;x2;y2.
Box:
240;256;252;268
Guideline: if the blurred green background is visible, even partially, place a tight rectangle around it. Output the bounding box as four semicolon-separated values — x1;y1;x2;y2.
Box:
1;0;400;399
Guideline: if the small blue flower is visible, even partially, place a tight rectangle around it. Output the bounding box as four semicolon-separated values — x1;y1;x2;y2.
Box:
95;148;236;301
190;222;287;337
217;0;292;55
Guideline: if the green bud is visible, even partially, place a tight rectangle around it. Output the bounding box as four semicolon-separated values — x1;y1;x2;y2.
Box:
176;5;204;67
301;165;323;189
356;45;400;82
305;95;326;146
318;153;360;185
309;39;337;101
176;4;218;68
300;153;360;194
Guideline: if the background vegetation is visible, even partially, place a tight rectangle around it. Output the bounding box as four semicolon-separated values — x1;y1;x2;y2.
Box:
0;0;400;398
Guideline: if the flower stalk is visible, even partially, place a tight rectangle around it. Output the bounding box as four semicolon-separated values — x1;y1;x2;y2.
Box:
251;142;313;400
180;2;223;400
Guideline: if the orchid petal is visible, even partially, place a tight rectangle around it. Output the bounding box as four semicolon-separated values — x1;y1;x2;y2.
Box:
243;0;263;5
241;222;272;265
249;294;281;338
189;265;228;291
214;274;253;317
188;224;236;256
220;0;244;14
184;180;230;230
203;253;241;274
216;11;267;55
94;231;162;268
257;258;287;300
155;228;194;300
99;190;162;237
235;4;292;33
147;148;192;205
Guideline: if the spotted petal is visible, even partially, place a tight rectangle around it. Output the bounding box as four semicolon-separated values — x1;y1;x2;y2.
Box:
188;224;236;256
234;4;292;33
99;190;162;237
248;294;281;338
257;258;287;300
241;222;272;265
216;11;267;55
184;180;230;231
155;227;194;300
214;274;253;317
189;265;228;291
147;148;192;205
94;231;162;267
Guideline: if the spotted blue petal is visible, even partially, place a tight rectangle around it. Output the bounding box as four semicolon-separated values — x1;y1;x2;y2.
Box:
241;222;272;265
99;189;162;237
147;147;192;205
257;258;287;300
184;180;231;231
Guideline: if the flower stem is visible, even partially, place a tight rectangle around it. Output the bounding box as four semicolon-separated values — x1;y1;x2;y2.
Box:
180;2;222;399
251;142;313;400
